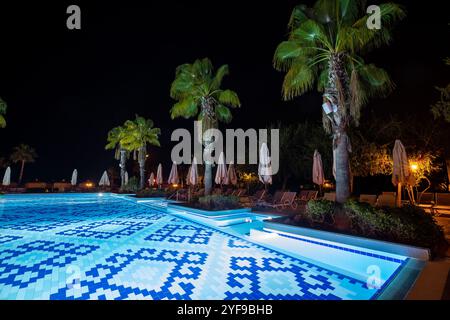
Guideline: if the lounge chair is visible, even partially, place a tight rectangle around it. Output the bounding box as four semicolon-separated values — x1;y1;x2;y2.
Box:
279;192;298;210
417;192;435;213
359;194;377;206
432;193;450;216
323;192;336;201
376;194;396;208
241;189;266;206
257;191;286;209
297;190;318;206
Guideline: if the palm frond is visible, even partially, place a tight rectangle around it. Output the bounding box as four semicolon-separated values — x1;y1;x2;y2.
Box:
288;4;309;29
358;63;395;98
282;63;315;100
210;64;229;91
340;3;406;52
170;98;199;119
273;41;316;71
0;97;7;128
215;104;233;123
217;90;241;108
290;20;332;51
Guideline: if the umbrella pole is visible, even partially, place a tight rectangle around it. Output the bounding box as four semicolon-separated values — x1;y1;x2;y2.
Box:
396;183;402;207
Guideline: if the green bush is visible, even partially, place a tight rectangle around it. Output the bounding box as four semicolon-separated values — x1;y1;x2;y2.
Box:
196;195;241;211
343;200;447;257
306;200;335;224
120;176;139;193
136;188;168;198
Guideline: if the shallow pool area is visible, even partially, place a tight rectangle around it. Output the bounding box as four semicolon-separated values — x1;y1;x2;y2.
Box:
0;193;422;300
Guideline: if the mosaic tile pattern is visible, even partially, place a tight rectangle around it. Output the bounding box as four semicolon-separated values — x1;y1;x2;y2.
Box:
0;194;403;300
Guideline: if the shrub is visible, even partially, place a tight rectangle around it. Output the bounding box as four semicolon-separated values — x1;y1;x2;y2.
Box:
343;200;447;257
196;195;241;211
120;176;139;193
136;188;168;198
306;200;335;224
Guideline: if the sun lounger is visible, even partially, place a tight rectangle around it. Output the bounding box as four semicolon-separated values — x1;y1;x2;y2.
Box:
297;190;318;206
417;192;435;213
359;194;377;206
323;192;336;201
376;194;396;208
235;189;247;197
278;192;298;210
257;191;286;209
241;189;266;206
53;182;73;192
432;193;450;216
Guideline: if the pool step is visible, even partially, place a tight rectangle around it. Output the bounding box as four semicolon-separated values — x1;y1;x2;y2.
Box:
246;228;408;283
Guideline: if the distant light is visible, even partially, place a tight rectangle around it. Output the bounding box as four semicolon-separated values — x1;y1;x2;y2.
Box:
173;184;179;188
86;182;93;188
410;163;419;172
98;193;104;197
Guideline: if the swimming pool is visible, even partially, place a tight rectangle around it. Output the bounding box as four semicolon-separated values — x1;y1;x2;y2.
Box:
0;193;419;300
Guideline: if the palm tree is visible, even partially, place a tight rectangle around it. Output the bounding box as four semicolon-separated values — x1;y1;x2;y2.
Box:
10;144;37;184
105;125;129;188
0;97;7;128
273;0;405;203
169;58;241;195
120;115;161;189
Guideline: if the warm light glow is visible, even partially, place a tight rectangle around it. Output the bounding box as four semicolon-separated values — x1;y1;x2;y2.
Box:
410;163;419;172
173;184;179;188
86;182;93;188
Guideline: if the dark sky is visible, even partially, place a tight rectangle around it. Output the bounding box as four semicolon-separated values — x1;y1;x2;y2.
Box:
0;0;448;183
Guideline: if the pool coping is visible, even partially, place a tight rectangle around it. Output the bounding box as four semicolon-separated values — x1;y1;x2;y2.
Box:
167;203;252;218
263;221;430;261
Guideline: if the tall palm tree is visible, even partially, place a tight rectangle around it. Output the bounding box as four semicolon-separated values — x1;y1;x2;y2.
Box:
273;0;405;203
0;97;7;128
169;58;241;195
120;115;161;189
10;144;37;184
105;125;129;187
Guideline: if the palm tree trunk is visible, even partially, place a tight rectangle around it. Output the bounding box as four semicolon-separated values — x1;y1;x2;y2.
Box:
326;53;352;204
18;160;25;185
120;149;126;187
334;131;351;203
204;162;213;196
138;148;145;190
201;99;218;196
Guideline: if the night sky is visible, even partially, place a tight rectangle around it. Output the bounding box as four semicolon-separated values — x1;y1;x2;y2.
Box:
0;0;448;183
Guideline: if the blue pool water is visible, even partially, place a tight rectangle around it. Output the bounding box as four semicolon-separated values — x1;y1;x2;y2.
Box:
0;193;410;300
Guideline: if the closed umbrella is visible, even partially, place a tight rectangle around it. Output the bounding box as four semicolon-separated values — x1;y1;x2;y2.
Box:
215;152;227;186
187;157;199;186
2;167;11;186
312;150;325;186
156;163;163;188
392;140;415;206
187;156;198;201
258;143;273;187
226;161;238;186
99;171;110;187
71;169;78;186
148;172;154;187
124;171;129;186
168;162;179;185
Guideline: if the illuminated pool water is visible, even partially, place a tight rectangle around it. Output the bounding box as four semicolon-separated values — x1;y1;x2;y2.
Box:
0;193;418;300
